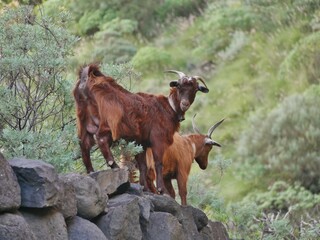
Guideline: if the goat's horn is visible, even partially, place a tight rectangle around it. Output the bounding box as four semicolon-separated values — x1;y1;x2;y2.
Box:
165;70;186;79
192;114;201;134
194;76;208;89
207;118;225;138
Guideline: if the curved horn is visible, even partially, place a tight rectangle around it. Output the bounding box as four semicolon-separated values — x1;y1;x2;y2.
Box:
194;76;208;89
207;118;225;138
165;70;186;79
192;114;201;134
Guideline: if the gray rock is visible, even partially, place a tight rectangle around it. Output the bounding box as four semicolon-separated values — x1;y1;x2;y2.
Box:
145;193;183;221
94;194;142;240
138;197;151;222
62;173;107;219
191;206;209;231
89;169;129;196
9;158;61;208
67;216;108;240
57;176;77;219
0;153;21;212
180;206;202;240
126;183;144;196
20;208;68;240
144;212;186;240
0;212;36;240
199;221;230;240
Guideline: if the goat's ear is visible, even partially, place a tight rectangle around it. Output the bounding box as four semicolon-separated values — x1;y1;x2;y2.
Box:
88;65;103;77
205;138;221;147
198;86;209;93
169;81;179;88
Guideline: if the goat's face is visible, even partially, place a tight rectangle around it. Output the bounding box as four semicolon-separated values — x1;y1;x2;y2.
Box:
192;116;224;170
168;71;209;121
195;136;222;169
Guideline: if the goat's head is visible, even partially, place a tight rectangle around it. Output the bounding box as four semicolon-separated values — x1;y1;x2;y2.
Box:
166;70;209;121
77;64;111;97
191;114;224;170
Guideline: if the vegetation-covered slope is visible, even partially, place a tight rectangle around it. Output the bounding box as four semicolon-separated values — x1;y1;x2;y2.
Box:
1;0;319;238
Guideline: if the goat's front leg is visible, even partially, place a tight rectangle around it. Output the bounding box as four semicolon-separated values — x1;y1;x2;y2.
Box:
96;131;119;169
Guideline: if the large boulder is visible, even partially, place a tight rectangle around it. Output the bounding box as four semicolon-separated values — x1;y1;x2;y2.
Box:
0;153;21;212
94;194;142;240
145;193;183;221
179;206;203;240
89;169;129;196
57;175;77;219
20;208;68;240
144;212;187;240
67;216;108;240
0;212;36;240
199;221;229;240
61;173;107;219
9;158;61;208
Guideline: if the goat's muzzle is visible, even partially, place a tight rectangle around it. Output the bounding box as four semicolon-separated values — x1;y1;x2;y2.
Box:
180;100;190;112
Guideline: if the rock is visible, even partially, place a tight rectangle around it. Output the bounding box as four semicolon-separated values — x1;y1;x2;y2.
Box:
191;206;209;231
145;193;183;221
57;176;77;219
180;206;203;240
199;220;230;240
126;183;144;196
67;216;108;240
94;194;142;240
144;212;187;240
61;173;107;219
9;158;61;208
20;208;68;240
0;212;36;240
89;169;129;196
0;152;21;212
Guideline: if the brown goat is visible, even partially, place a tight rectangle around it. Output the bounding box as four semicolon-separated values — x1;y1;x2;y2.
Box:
146;115;224;205
73;64;209;194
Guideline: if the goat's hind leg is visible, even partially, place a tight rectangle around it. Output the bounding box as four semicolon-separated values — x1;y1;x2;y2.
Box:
152;147;169;195
96;131;119;169
164;177;175;199
135;151;151;192
80;134;95;173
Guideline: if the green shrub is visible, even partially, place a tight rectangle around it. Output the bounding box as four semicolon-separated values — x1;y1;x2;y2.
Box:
279;32;320;85
237;86;320;192
0;125;78;172
131;46;172;74
244;181;320;215
0;5;76;172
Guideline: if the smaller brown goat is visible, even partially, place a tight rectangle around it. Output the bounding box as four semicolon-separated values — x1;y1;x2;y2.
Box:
146;115;224;205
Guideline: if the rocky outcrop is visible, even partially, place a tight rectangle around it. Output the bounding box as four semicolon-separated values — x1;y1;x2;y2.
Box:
0;155;229;240
0;153;21;212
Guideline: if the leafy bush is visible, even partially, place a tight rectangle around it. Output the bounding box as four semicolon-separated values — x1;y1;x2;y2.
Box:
230;181;320;239
237;86;320;192
1;125;78;172
0;5;76;132
131;46;172;74
244;181;320;216
156;0;207;21
279;32;320;84
0;5;77;171
77;9;105;35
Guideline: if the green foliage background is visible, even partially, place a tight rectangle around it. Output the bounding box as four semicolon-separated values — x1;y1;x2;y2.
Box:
1;0;320;238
